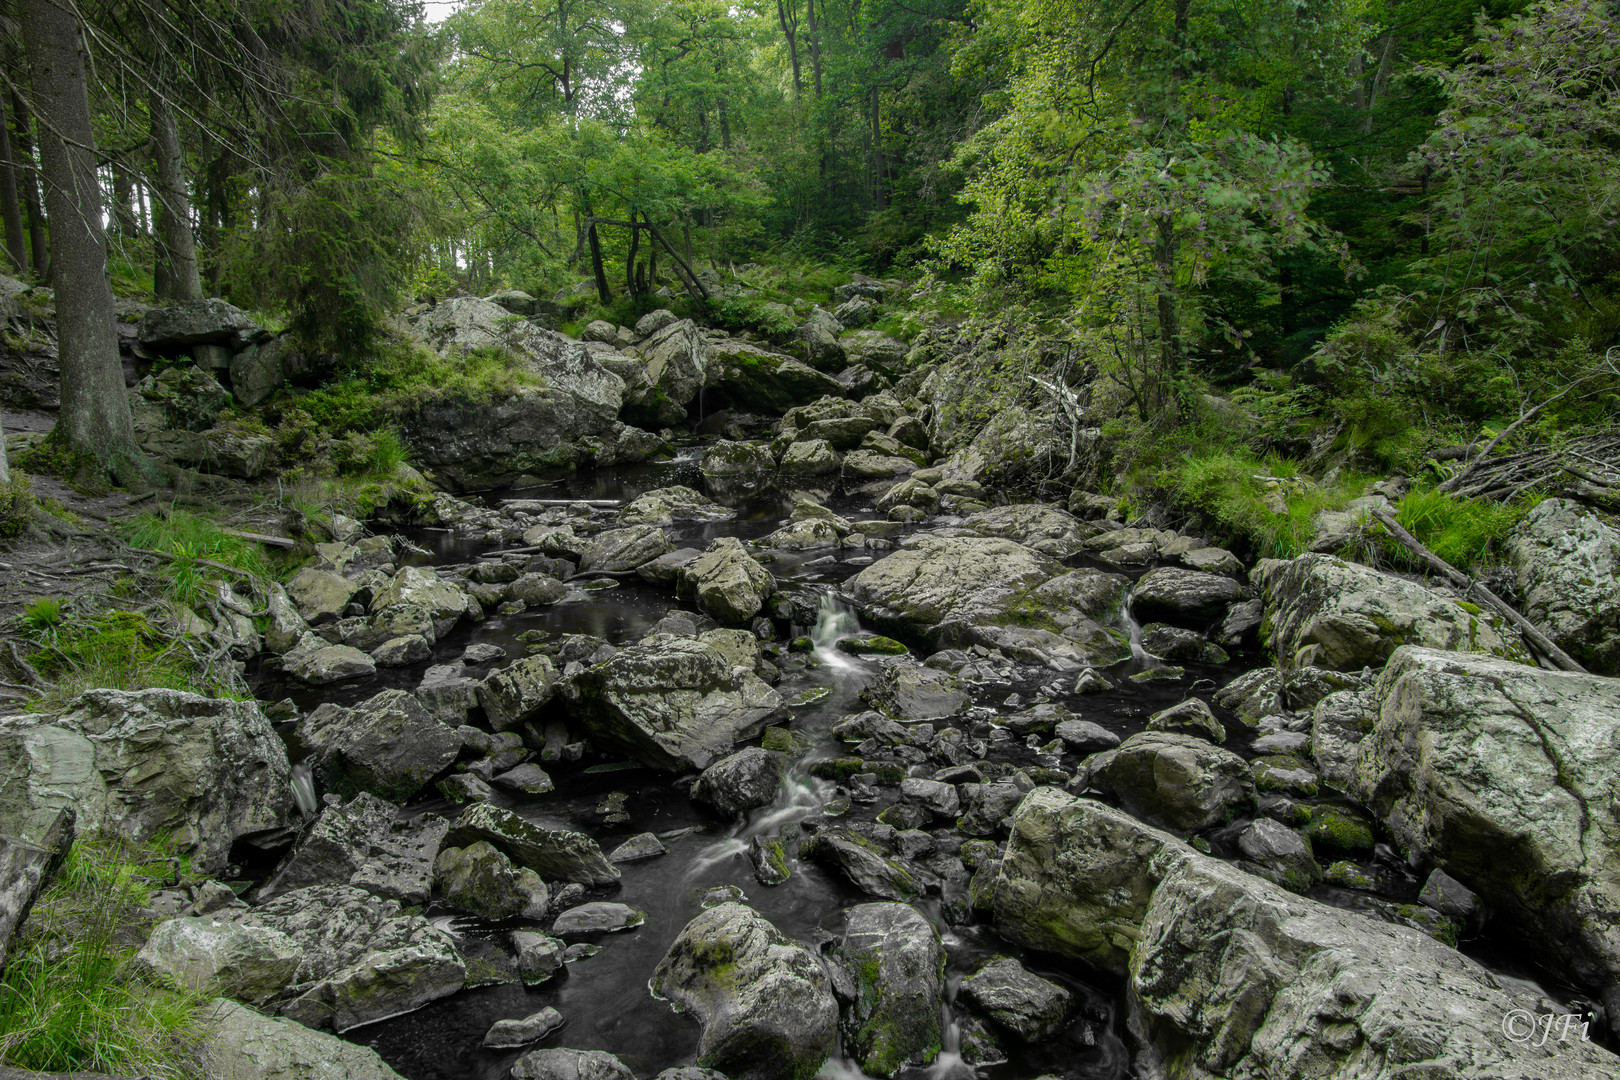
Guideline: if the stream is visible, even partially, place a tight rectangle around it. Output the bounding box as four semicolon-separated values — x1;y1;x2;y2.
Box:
247;452;1577;1080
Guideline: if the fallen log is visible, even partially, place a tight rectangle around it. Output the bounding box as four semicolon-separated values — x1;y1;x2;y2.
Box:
1370;508;1586;673
222;528;298;549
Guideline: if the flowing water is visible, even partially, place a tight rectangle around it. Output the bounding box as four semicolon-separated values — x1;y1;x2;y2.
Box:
247;454;1584;1079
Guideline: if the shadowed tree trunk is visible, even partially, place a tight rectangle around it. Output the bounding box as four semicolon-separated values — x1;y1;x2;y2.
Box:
20;0;149;483
0;93;26;275
150;80;202;302
8;91;47;278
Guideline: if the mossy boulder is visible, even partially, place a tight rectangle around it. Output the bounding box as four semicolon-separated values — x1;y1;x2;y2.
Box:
834;903;945;1076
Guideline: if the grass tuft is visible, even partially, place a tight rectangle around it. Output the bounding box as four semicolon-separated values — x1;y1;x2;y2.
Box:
122;511;275;608
1386;487;1535;572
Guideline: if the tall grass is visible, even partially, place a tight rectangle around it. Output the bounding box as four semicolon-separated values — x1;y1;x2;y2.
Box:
25;610;226;711
1159;450;1371;559
1388;487;1536;572
0;835;208;1077
122;511;274;608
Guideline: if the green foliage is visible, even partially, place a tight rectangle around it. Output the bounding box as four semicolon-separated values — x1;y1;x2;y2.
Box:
1387;488;1534;572
0;835;207;1077
122;511;276;608
26;611;223;709
21;597;64;632
1157;450;1371;559
0;475;34;538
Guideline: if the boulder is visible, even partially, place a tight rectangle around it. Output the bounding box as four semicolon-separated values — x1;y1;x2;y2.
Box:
1253;553;1528;670
635;309;678;337
578;525;671;572
134;916;302;1006
804;828;919;900
300;690;463;802
138;298;257;351
862;663;969;719
141;426;274;478
285;569;357;625
400;298;626;488
511;1049;636;1080
477;655;560;732
200;998;406;1080
619;486;736;527
834;903;945;1075
1235;817;1321;892
443;804;619;886
435;841;548;920
581;319;617;343
1129;567;1243;627
778;439;841;475
962;504;1096;558
699;440;777;486
1084;731;1254;832
796;308;846;371
679;537;774;625
369;567;471;637
704;339;843;413
564;635;783;770
1353;646;1620;1020
1506;497;1620;674
509;573;567;606
848;536;1129;667
483;1006;566;1049
651;903;838;1080
249;884;465;1031
692;747;784;818
256;793;447;905
958;956;1072;1042
625;318;707;426
1145;697;1224;743
0;689;291;871
128;364;229;434
227;337;300;408
281;633;376;685
551;901;643;936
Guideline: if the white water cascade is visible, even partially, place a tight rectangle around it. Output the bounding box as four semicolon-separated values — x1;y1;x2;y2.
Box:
1118;588;1150;664
811;591;862;672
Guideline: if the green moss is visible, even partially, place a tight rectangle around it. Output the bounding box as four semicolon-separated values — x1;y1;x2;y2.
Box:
836;635;909;656
0;475;36;538
1302;805;1375;855
810;757;865;780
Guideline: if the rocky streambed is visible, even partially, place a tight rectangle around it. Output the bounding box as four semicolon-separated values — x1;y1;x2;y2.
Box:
4;405;1619;1080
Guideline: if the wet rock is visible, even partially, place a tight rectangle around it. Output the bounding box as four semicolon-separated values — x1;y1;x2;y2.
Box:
862;663;969;720
257;793;447;905
834;902;945;1076
1214;667;1282;724
1236;817;1320;892
551;902;644;936
700;439;777;485
805;828;919;900
578;525;672;573
1053;720;1119;754
300;690;462;802
281;632;378;685
1351;646;1620;1021
250;884;466;1031
286;568;358;624
1253;553;1527;670
1419;868;1483;927
416;664;481;725
510;573;568;606
0;689;291;871
1507;497;1620;674
564;635;784;771
680;537;774;625
371;634;431;667
493;763;556;795
692;747;784;818
478;655;560;732
443;804;620;886
608;832;667;862
370;566;472;637
1084;731;1254;832
750;834;792;885
483;1006;566;1049
651;902;838;1080
899;777;959;819
1137;622;1205;661
511;931;567;983
956;782;1026;837
1145;697;1224;743
200;997;406;1080
511;1048;636;1080
848;537;1128;668
1129;567;1243;628
134;916;302;1006
959;956;1073;1042
436;841;548;920
842;450;916;481
1180;546;1243;575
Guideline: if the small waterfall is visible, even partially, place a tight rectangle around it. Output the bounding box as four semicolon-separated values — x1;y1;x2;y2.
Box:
811;592;862;673
290;762;317;818
1119;588;1150;664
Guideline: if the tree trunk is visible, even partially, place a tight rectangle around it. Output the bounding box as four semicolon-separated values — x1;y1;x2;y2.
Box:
625;210;640;297
150;85;202;302
805;0;824;98
20;0;149;483
869;86;885;210
8;91;47;278
111;163;137;239
1153;213;1181;415
587;220;610;303
0;93;25;275
777;0;803;98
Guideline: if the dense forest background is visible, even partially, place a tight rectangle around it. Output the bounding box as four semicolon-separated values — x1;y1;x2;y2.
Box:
1;0;1617;496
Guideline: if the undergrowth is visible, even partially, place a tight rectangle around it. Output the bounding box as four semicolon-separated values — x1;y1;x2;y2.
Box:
24;609;231;710
0;834;208;1078
122;511;277;608
1386;487;1537;572
1152;449;1371;559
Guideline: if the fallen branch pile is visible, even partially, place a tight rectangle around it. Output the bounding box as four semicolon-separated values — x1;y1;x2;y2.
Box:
1440;431;1620;507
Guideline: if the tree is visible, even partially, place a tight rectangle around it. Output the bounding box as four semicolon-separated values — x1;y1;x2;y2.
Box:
19;0;147;482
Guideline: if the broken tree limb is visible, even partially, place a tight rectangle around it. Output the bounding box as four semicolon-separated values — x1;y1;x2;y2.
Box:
126;546;255;580
1370;508;1586;673
222;528;297;549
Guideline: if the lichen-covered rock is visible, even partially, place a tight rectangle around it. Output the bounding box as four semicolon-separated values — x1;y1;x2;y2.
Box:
249;884;465;1032
565;635;783;771
1253;553;1528;670
692;747;784;818
961;504;1097;558
300;689;463;802
369;567;471;637
281;632;377;685
1352;646;1620;1023
1084;731;1254;832
848;537;1129;668
435;840;548;920
619;486;736;527
443;804;619;886
285;568;357;624
861;663;969;720
1129;567;1243;627
477;655;560;732
0;689;291;871
652;902;838;1080
624;318;707;426
778;438;842;475
139;298;257;350
675;537;774;625
700;440;777;486
834;903;944;1076
256;793;447;905
796;308;846;371
991;789;1620;1079
1506;497;1620;674
958;956;1072;1042
704;338;843;413
551;901;644;936
511;1048;636;1080
577;525;671;572
200;998;406;1080
804;828;918;900
1235;817;1320;892
1145;697;1224;743
134;916;303;1006
483;1006;566;1049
